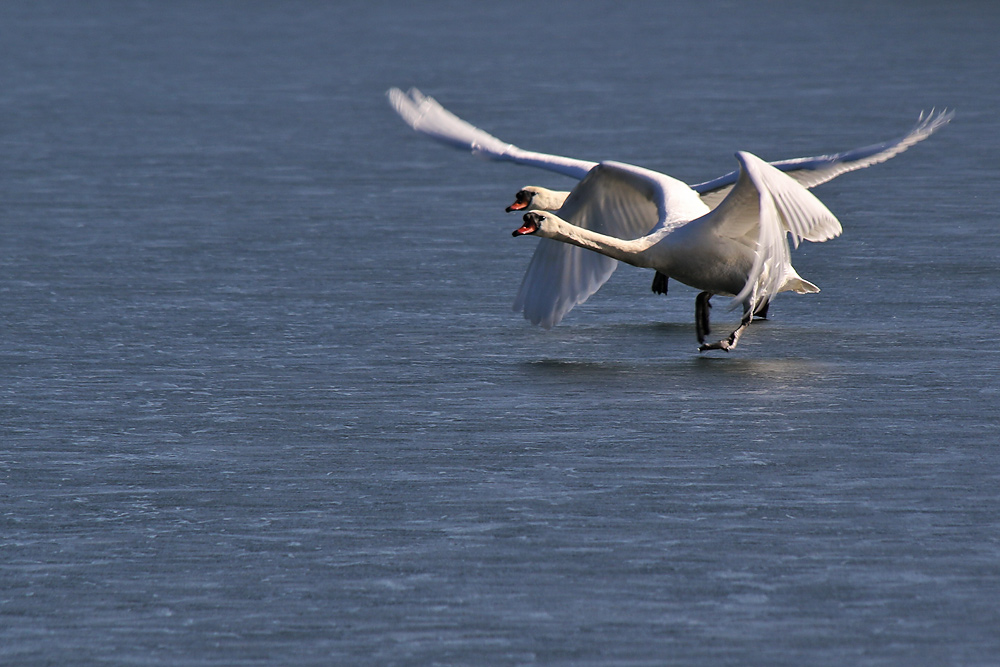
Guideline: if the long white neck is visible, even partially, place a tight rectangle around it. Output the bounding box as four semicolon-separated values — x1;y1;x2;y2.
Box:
538;215;665;268
530;187;571;211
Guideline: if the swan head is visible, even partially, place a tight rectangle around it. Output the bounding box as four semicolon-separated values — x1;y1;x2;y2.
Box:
505;186;569;213
512;211;558;238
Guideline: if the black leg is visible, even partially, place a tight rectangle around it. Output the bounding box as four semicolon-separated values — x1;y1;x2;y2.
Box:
753;299;769;319
695;291;712;344
651;272;669;295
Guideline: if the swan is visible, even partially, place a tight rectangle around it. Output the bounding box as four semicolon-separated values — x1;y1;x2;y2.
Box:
387;87;951;329
512;153;842;351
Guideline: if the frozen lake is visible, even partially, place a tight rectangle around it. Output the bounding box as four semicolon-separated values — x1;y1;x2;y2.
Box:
2;1;999;664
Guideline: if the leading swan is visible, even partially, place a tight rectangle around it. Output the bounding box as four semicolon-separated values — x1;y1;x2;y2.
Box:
387;87;951;345
512;153;840;351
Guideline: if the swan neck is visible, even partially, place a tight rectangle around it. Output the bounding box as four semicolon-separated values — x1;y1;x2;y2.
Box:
547;217;659;267
536;188;570;211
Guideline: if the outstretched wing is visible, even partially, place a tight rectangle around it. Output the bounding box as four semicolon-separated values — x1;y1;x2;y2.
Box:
513;238;618;329
514;162;708;328
705;152;842;310
694;110;953;209
387;87;596;180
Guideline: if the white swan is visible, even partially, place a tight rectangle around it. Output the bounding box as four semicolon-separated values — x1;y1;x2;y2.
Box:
512;153;841;350
387;87;951;329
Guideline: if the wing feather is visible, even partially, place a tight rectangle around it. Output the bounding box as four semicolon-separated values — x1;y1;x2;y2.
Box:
387;87;596;180
694;110;953;208
705;152;842;309
513;239;618;329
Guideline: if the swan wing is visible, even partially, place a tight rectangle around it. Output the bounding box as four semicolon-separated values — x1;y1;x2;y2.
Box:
558;161;711;235
513;239;619;329
705;151;842;309
387;87;596;180
694;110;953;209
514;162;709;328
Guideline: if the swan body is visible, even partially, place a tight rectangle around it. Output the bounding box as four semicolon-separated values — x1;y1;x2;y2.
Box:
513;153;841;350
387;87;951;331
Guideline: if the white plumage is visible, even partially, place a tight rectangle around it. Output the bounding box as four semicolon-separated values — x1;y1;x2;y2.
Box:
388;87;951;349
512;153;841;350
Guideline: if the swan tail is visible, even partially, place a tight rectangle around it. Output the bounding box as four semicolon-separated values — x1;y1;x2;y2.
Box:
783;276;820;294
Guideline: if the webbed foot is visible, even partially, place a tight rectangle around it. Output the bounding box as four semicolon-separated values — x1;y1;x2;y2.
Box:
698;311;749;353
698;341;731;352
